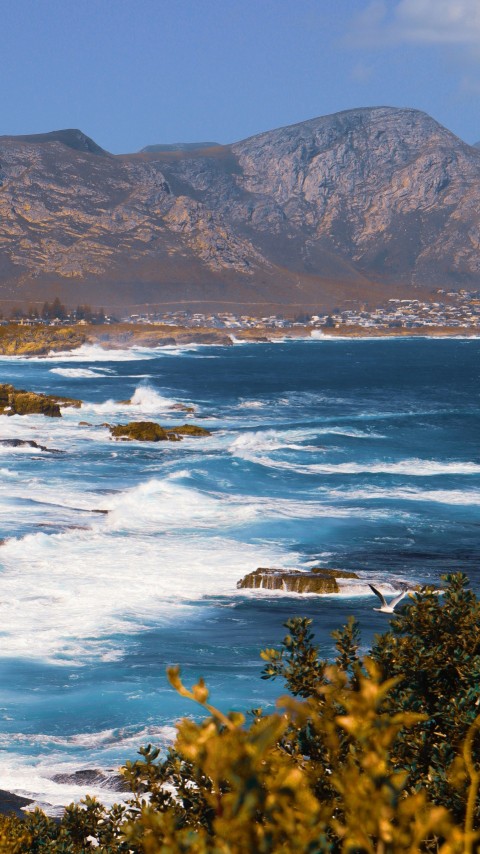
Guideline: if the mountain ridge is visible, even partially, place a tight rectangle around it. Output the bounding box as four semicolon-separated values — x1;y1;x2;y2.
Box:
1;106;480;313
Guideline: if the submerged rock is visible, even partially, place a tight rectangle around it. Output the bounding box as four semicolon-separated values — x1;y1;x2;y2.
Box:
0;439;64;453
51;769;129;792
0;788;34;818
109;421;211;442
0;383;82;418
170;403;196;414
237;567;359;594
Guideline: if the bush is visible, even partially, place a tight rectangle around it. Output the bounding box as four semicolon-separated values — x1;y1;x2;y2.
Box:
0;573;479;852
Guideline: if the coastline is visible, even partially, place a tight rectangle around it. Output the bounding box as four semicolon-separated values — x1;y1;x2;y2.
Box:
0;335;478;812
0;322;479;357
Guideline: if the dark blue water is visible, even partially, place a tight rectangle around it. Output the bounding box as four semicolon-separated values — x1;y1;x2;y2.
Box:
0;337;478;809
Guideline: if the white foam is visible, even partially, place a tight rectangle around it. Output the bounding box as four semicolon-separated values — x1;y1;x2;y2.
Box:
238;578;404;599
50;367;114;378
0;724;176;813
46;344;158;362
230;428;319;456
243;457;480;477
238;400;267;409
0;478;301;663
81;383;186;417
316;427;386;439
0;473;402;664
330;486;480;506
129;384;180;412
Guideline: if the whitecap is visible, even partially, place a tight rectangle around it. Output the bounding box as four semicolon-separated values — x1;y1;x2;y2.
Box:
49;367;115;378
46;344;158;362
328;486;480;506
238;400;267;409
81;383;189;416
229;428;320;457
242;457;480;477
0;479;301;663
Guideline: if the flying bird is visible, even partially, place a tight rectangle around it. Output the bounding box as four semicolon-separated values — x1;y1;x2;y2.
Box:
368;583;409;613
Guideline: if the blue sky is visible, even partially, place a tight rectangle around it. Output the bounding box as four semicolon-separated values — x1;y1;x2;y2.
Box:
3;0;480;152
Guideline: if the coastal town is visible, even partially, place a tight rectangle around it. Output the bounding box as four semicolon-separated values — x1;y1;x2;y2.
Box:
2;288;480;333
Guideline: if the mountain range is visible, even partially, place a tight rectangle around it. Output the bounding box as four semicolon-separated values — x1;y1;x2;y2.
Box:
1;107;480;313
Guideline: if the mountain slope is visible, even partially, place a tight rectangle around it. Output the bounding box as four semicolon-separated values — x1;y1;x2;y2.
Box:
1;108;480;312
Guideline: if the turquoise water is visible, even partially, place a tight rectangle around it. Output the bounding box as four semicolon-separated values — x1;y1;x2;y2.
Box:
0;337;478;810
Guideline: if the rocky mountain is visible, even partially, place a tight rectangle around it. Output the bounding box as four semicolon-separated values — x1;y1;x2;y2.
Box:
1;107;480;313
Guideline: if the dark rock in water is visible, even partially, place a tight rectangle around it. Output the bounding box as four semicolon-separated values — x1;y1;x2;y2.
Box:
0;439;64;453
175;332;233;346
0;788;34;817
171;423;211;437
14;393;60;417
110;421;211;442
0;383;82;418
237;567;359;594
51;769;129;792
110;421;171;442
170;403;196;414
79;421;93;426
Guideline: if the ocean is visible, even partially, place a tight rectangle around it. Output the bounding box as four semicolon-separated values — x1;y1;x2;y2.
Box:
0;336;478;812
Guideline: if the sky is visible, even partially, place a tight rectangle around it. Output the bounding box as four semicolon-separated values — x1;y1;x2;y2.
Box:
2;0;480;153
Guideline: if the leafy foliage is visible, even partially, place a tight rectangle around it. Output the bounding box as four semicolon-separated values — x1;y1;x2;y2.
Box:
0;573;479;852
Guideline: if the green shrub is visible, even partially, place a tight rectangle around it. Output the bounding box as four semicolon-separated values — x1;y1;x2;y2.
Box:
0;573;479;852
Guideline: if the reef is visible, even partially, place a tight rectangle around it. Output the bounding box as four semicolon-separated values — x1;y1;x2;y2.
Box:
109;421;211;442
0;383;82;417
237;567;359;594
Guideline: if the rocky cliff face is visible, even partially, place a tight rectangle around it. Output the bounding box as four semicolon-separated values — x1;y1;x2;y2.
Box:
1;108;479;311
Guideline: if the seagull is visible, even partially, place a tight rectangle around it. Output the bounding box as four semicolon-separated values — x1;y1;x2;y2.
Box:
368;583;409;613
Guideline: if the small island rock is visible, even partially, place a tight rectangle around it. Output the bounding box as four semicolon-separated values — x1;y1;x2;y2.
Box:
109;421;211;442
237;567;359;594
0;383;82;418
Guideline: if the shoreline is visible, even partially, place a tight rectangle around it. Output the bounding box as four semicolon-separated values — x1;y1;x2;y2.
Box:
0;322;479;356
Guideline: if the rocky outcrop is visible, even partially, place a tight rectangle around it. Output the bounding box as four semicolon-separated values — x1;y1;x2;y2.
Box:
88;324;233;349
237;567;359;594
0;383;82;417
109;421;211;441
0;324;87;356
2;108;480;312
